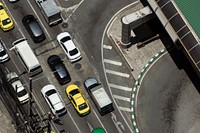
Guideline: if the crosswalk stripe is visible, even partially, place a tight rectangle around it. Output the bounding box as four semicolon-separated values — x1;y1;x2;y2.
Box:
109;83;132;91
103;45;112;50
104;59;122;66
105;69;130;78
113;95;130;102
118;106;131;112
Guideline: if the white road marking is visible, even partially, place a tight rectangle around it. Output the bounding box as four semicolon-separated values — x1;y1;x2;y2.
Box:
104;59;122;66
113;95;130;102
109;83;132;91
92;108;108;133
111;112;125;133
66;0;85;22
58;4;78;12
118;106;131;112
106;69;130;78
67;111;82;133
103;45;112;50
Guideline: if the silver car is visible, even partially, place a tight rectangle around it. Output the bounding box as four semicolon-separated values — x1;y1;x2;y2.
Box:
6;72;29;104
41;84;67;116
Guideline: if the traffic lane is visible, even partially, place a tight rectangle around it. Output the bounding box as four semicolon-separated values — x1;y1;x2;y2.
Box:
137;53;178;133
72;0;133;65
103;36;134;133
137;50;199;133
36;35;124;133
3;0;64;49
35;41;100;132
27;0;64;42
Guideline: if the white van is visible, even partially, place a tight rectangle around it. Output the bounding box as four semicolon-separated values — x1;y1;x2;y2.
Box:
11;38;43;76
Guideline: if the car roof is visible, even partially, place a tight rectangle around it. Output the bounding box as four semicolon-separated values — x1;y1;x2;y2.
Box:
71;90;85;105
63;39;76;51
48;93;64;110
57;32;77;51
54;63;68;78
28;21;43;37
41;85;64;110
0;3;9;20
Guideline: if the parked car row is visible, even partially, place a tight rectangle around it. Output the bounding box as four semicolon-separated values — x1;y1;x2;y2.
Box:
41;83;90;117
0;2;113;133
41;76;114;117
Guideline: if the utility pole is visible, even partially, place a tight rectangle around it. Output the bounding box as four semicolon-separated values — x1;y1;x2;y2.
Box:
29;78;33;118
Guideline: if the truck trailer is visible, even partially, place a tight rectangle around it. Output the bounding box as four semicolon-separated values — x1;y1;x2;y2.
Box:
35;0;62;26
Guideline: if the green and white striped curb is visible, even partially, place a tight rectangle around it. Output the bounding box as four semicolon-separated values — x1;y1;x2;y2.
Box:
131;48;166;133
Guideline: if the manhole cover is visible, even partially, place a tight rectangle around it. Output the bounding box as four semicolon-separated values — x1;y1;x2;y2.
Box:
74;81;81;87
62;23;68;28
74;63;82;70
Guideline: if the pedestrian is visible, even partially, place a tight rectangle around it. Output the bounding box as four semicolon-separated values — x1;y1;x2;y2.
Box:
52;114;63;125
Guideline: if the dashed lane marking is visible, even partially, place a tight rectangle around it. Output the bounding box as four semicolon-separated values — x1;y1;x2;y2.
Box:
103;45;112;50
106;69;130;78
113;95;130;102
104;59;122;66
118;106;132;112
109;83;132;91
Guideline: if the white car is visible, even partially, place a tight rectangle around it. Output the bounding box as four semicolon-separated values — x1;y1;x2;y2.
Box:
0;39;9;63
57;32;82;63
6;72;29;104
41;84;67;116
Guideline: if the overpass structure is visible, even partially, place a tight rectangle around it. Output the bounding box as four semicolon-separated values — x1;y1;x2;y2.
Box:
147;0;200;77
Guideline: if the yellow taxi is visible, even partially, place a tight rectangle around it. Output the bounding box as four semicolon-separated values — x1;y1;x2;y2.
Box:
66;84;90;116
0;2;14;31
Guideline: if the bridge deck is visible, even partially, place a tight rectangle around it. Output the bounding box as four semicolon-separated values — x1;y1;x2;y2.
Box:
175;0;200;39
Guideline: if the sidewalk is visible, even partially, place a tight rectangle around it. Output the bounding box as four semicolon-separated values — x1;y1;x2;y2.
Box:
0;99;16;133
107;1;165;78
106;1;165;133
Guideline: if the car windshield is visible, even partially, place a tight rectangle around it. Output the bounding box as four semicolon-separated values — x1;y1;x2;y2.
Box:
69;89;79;96
78;103;88;110
0;50;6;56
69;48;78;56
60;36;71;43
45;89;56;96
2;18;11;25
17;89;28;97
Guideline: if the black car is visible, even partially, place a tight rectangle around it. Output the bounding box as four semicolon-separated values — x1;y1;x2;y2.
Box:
47;55;71;85
22;15;46;43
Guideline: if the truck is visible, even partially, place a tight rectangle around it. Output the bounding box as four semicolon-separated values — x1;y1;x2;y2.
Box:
35;0;62;26
84;77;114;116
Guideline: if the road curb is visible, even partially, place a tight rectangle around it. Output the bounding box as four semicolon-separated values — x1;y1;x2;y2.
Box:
131;48;166;133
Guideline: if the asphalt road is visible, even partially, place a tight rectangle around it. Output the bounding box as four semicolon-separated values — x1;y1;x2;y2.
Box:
0;0;135;133
137;48;200;133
